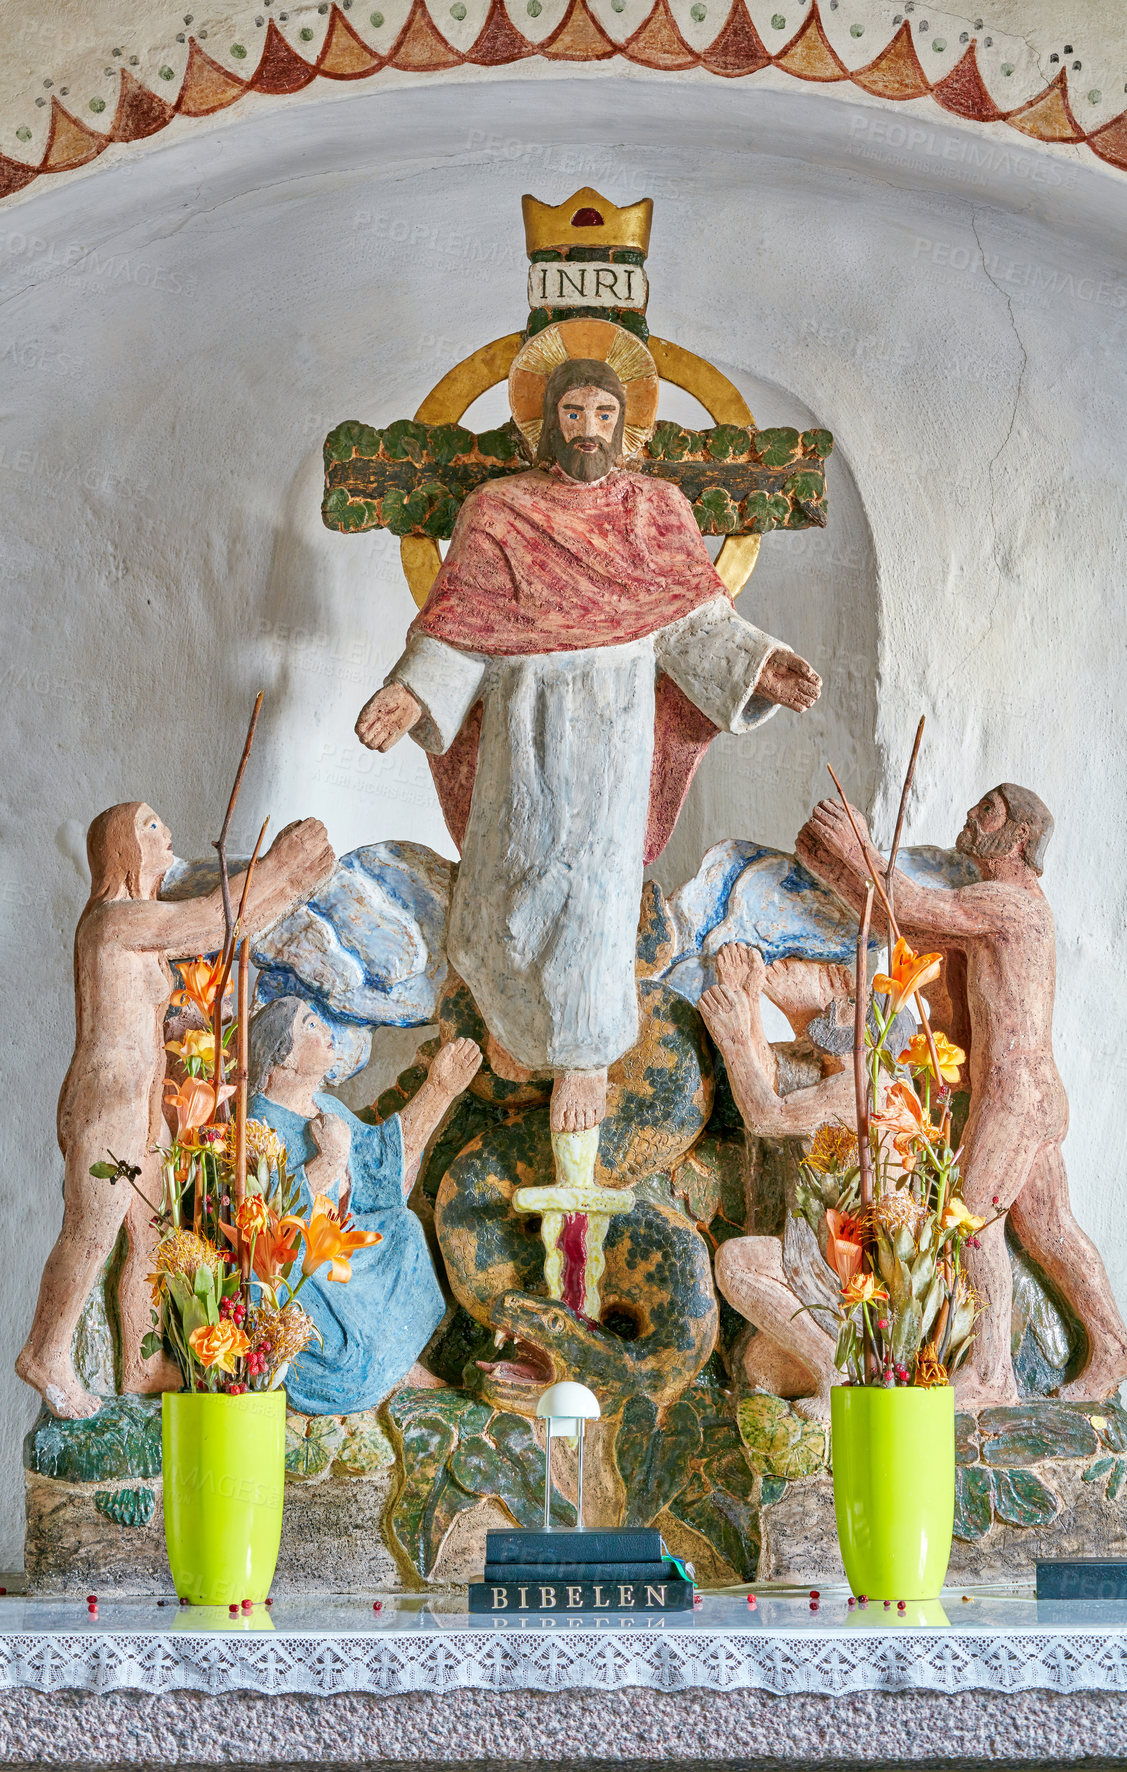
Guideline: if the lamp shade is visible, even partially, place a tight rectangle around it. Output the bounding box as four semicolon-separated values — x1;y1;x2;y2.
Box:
537;1381;600;1423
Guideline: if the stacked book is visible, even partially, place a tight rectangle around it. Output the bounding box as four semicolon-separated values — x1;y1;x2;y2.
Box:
469;1527;696;1614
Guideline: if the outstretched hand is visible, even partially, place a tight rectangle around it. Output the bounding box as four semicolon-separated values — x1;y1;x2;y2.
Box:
795;798;872;883
757;648;821;713
355;682;422;752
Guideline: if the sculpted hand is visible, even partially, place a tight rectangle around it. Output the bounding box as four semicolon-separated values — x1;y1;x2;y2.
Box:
757;649;822;713
356;683;422;752
306;1119;350;1176
796;799;871;882
699;982;755;1058
269;819;335;892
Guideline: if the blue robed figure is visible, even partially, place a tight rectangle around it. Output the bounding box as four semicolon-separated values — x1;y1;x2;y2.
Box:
246;996;480;1414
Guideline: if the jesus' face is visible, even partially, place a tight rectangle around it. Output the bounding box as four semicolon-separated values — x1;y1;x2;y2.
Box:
553;384;622;483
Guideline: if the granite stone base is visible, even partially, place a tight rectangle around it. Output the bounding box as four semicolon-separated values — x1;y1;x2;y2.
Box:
0;1686;1125;1766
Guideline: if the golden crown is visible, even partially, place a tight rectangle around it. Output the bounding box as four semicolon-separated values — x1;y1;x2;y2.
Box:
521;188;653;256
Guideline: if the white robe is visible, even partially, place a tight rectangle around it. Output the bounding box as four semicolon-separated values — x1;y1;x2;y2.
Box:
389;594;782;1073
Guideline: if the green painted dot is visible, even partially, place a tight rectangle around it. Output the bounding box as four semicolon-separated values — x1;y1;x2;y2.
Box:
159;64;175;78
89;96;106;113
1001;60;1014;75
299;24;314;37
611;0;625;11
690;2;706;17
1089;87;1102;104
931;36;945;50
450;3;466;17
15;126;30;141
527;0;542;14
770;11;785;26
231;41;247;56
370;9;384;20
849;21;863;35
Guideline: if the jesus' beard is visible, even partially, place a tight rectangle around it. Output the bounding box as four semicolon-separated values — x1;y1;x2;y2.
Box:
551;436;619;483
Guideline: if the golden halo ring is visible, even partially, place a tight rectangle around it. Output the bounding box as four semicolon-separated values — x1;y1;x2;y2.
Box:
401;333;760;609
508;318;659;460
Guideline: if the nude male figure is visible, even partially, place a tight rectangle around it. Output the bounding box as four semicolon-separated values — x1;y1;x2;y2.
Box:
17;803;335;1419
700;944;859;1416
797;785;1127;1407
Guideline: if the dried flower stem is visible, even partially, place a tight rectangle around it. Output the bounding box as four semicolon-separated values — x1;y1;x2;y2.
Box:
886;715;925;913
853;882;877;1382
235;936;251;1282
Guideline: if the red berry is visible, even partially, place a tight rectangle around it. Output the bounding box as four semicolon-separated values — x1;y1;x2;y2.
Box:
898;1601;906;1612
746;1594;756;1608
883;1599;891;1608
809;1589;820;1599
373;1600;382;1612
877;1319;888;1330
847;1597;856;1607
86;1594;97;1604
858;1594;867;1604
229;1603;239;1614
265;1597;273;1607
179;1597;188;1607
241;1599;252;1611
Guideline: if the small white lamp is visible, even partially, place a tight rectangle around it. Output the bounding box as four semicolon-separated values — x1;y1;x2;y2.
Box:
537;1381;600;1531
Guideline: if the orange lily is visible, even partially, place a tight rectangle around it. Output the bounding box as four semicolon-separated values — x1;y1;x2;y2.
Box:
219;1206;300;1286
281;1192;381;1284
189;1320;250;1373
871;1080;939;1169
873;938;942;1015
825;1208;864;1285
172;956;231;1022
840;1273;888;1309
163;1076;235;1142
899;1030;965;1084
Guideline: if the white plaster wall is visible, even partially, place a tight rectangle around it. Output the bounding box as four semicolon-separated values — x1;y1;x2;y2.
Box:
1;75;1126;1569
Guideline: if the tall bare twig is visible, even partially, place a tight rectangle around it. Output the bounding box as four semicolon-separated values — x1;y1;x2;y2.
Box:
210;695;264;1104
886;715;926;920
826;764;944;1091
235;936;251;1281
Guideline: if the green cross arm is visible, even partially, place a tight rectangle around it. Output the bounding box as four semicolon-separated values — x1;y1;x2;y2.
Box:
322;417;833;541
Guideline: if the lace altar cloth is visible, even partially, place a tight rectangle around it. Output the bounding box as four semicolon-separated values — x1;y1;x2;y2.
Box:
3;1591;1127;1698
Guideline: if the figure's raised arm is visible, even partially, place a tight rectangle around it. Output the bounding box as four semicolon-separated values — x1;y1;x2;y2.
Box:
114;819;336;956
796;798;1005;941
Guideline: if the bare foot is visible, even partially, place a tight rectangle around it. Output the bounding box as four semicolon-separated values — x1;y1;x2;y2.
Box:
952;1371;1021;1412
791;1387;834;1422
714;942;766;997
699;982;754;1058
1055;1348;1127;1402
17;1347;102;1419
430;1036;484;1098
126;1348;182;1396
550;1071;607;1133
485;1033;534;1084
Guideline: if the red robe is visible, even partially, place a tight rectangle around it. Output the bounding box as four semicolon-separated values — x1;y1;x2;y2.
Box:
411;466;730;864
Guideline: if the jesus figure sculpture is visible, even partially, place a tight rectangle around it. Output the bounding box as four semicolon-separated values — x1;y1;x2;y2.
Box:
356;321;821;1142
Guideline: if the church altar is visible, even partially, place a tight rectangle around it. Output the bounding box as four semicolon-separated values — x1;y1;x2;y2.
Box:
2;1588;1127;1767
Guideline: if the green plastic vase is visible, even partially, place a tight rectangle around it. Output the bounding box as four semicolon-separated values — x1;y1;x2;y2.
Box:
162;1390;286;1605
831;1384;954;1601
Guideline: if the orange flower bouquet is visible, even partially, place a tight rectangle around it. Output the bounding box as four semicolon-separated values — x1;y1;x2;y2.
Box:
794;773;1001;1389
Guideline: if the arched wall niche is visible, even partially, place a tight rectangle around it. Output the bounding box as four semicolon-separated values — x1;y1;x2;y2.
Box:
2;74;1127;1567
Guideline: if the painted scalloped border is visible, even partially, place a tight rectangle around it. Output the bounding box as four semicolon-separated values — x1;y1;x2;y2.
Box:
2;2;1126;207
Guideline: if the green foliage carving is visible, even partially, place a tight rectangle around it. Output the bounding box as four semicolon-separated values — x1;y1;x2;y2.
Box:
94;1486;156;1528
736;1394;828;1480
954;1465;993;1540
386;1387;574;1579
25;1395;162;1482
614;1381;759;1580
285;1413;345;1479
322;416;832;539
